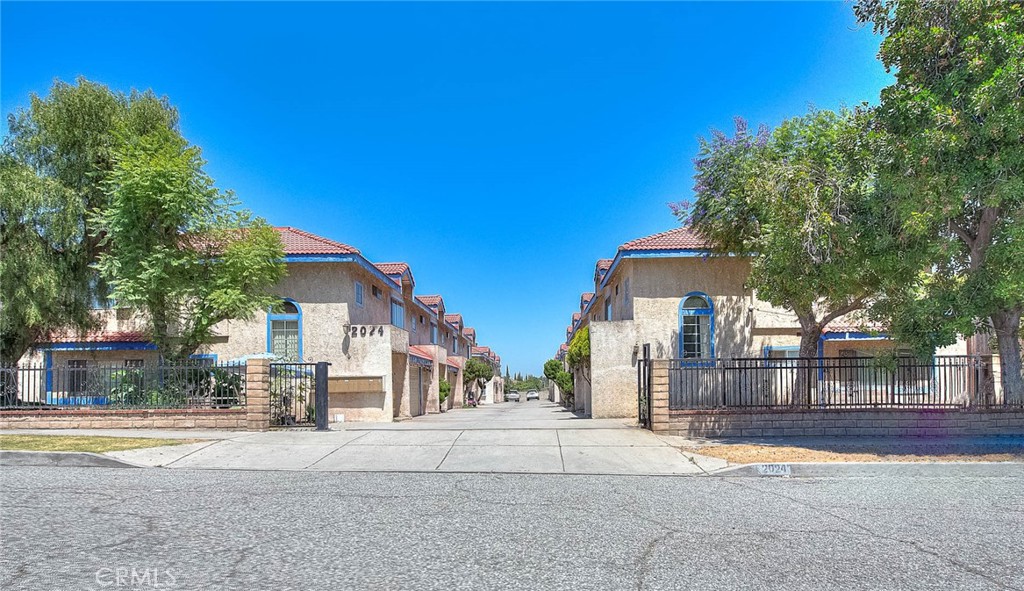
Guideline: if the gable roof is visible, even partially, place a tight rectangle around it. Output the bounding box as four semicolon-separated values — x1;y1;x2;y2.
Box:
275;227;360;255
444;314;463;328
618;226;709;252
373;262;413;286
416;295;443;309
464;327;476;339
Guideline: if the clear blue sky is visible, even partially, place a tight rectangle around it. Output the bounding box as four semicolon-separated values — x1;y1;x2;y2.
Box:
2;1;892;375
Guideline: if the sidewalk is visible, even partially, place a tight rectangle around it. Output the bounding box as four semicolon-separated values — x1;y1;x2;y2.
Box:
90;426;725;475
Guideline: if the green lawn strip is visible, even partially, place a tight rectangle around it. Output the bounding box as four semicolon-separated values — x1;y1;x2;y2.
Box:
0;435;204;454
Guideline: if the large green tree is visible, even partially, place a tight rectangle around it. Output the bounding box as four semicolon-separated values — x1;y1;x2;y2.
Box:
1;78;178;364
91;127;286;362
684;109;894;361
856;0;1024;404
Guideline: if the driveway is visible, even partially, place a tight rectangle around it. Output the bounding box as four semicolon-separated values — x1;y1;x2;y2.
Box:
92;401;723;475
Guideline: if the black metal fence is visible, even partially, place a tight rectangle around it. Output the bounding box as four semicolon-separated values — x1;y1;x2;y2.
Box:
0;363;246;409
269;363;317;426
667;355;1005;410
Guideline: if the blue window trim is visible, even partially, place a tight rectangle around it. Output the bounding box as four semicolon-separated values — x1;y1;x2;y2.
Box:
267;298;303;360
355;281;364;307
762;345;800;358
678;291;715;365
190;353;218;364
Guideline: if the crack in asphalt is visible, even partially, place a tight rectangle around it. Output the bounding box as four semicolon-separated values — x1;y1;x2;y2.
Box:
721;478;1022;591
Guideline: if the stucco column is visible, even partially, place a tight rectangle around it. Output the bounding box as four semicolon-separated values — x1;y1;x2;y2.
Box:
650;359;670;431
246;358;271;431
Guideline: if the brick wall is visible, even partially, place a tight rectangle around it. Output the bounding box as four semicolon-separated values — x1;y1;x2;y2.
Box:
0;359;272;431
0;408;248;430
648;360;1024;437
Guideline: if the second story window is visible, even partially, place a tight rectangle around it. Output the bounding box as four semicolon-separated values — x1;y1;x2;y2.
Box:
390;299;405;329
453;339;459;355
605;298;613;321
430;323;438;344
355;282;364;307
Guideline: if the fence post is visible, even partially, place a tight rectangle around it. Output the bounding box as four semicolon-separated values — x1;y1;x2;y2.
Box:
650;359;670;432
315;362;329;431
245;359;271;431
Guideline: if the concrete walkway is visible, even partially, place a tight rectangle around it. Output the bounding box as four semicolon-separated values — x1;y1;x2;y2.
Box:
4;402;726;475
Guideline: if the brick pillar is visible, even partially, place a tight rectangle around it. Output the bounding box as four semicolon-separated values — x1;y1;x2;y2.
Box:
246;359;271;431
650;359;670;432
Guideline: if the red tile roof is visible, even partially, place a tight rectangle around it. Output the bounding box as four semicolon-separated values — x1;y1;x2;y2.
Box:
408;345;435;362
581;292;594;304
444;314;463;327
618;226;709;252
446;356;464;369
47;331;150;344
825;320;885;334
597;259;613;271
373;262;412;285
559;343;568;352
275;227;360;255
416;295;443;309
572;312;581;323
464;327;476;338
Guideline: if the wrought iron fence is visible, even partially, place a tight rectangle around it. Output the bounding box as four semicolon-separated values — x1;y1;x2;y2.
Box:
667;355;1003;410
269;363;317;426
0;363;246;409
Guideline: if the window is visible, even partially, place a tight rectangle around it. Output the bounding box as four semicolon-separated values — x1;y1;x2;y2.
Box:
372;285;382;300
411;316;417;333
268;299;301;361
68;360;88;394
679;293;713;359
764;347;799;367
453;339;459;355
430;323;438;344
390;300;405;329
605;298;613;321
355;282;364;307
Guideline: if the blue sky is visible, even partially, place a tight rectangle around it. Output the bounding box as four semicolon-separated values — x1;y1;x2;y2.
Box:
2;1;892;375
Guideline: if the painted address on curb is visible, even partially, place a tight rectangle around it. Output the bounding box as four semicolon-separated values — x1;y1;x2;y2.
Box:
756;464;792;477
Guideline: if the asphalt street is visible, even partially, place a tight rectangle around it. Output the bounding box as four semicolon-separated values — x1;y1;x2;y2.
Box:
2;466;1022;591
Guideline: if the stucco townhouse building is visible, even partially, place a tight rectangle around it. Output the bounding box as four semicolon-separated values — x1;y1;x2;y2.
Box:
561;226;976;419
21;227;504;423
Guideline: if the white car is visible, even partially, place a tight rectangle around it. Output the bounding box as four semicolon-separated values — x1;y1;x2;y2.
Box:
526;390;539;401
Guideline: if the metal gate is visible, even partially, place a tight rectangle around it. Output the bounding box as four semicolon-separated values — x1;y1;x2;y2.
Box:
637;343;652;429
269;362;329;428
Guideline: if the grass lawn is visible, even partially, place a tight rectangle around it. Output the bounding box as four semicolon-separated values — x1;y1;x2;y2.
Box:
687;443;1024;464
0;435;203;454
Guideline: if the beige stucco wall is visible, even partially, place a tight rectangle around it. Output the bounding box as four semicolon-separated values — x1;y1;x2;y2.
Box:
588;321;639;419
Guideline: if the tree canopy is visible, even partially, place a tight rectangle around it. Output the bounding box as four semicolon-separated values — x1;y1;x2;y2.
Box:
856;0;1024;403
91;127;286;361
464;357;495;384
684;108;894;360
1;78;179;363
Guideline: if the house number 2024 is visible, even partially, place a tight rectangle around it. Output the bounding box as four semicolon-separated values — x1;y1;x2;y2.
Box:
350;325;384;337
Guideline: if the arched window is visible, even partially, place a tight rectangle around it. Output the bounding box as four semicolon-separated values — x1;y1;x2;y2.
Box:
678;293;713;359
267;299;302;361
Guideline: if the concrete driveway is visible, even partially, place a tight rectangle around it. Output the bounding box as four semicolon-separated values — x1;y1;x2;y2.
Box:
95;401;724;475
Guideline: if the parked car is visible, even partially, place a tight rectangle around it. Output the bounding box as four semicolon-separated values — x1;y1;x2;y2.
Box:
506;391;521;402
526;390;539;401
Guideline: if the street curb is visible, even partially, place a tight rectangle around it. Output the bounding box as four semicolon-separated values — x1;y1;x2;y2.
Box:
0;450;142;469
712;461;1024;478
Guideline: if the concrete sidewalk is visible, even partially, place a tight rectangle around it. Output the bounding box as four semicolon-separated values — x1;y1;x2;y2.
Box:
1;403;725;475
97;426;724;475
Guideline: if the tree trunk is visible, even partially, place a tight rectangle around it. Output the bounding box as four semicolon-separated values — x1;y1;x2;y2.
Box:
794;316;824;406
991;309;1024;406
